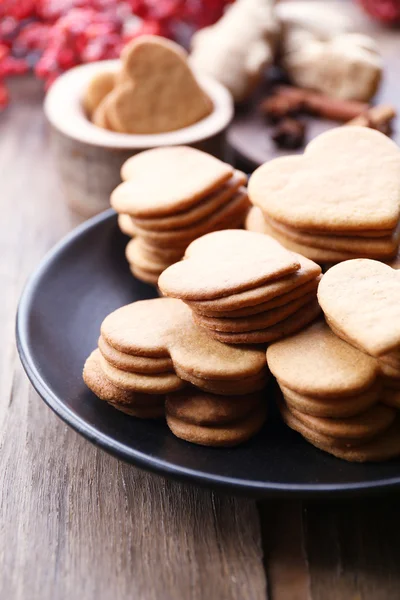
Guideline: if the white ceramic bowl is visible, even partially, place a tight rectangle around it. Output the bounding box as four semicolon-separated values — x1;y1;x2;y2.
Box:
44;60;234;217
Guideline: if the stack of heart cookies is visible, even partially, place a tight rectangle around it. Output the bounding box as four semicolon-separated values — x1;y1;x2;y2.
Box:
165;388;267;447
318;258;400;410
83;350;169;418
111;146;249;285
84;36;212;133
268;321;400;462
159;229;322;344
83;297;269;445
246;127;400;265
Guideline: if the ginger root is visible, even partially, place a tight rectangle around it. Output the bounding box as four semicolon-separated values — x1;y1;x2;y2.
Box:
190;0;279;103
277;2;383;102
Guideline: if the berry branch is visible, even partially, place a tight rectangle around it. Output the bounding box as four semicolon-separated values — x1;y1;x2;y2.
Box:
0;0;232;109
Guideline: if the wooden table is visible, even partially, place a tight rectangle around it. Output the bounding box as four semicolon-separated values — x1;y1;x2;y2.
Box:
2;53;400;600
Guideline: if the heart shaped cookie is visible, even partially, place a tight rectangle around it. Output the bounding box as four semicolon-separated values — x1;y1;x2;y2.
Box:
106;36;212;134
267;320;378;397
83;350;166;418
318;259;400;357
83;71;116;117
248;127;400;232
100;298;268;385
279;399;400;463
112;146;233;218
165;388;267;447
158;230;301;300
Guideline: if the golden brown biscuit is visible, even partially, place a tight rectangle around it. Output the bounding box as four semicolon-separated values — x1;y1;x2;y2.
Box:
118;213;136;237
193;292;316;333
85;299;270;412
83;349;165;418
98;335;173;374
100;298;267;379
279;399;369;449
188;254;321;312
281;381;381;418
92;94;114;130
99;353;184;394
378;360;400;379
129;265;160;286
133;237;185;262
128;190;250;245
203;300;321;344
318;259;400;357
166;403;267;447
126;239;176;274
173;367;268;396
288;403;395;442
191;276;320;318
268;217;400;257
248;127;400;232
279;399;400;462
166;388;263;425
109;401;165;418
247;207;394;239
387;247;400;269
113;146;234;217
267;321;378;397
106;36;212;134
379;351;400;369
310;421;400;462
132;171;247;231
83;71;115;117
159;230;301;301
246;208;378;263
324;318;366;353
378;352;400;390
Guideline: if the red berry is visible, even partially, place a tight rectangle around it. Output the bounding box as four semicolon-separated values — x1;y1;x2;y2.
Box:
0;82;9;109
0;0;233;99
358;0;400;24
0;57;29;76
0;0;36;20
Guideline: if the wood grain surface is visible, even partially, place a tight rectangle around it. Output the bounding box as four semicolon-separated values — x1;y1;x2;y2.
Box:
2;34;400;600
0;77;266;600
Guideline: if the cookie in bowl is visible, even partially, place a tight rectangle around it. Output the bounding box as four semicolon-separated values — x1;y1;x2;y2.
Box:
45;35;233;216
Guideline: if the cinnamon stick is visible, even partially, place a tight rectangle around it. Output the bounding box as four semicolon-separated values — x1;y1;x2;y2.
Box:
260;86;396;139
261;86;369;122
305;94;369;122
347;104;396;135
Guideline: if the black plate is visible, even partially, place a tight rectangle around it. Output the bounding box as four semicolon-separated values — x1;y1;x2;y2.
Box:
16;210;400;497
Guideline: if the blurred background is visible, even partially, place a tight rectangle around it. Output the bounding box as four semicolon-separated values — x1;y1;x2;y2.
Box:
0;0;234;109
0;0;398;113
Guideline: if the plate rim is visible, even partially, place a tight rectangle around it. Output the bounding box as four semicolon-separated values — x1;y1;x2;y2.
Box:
16;209;400;497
